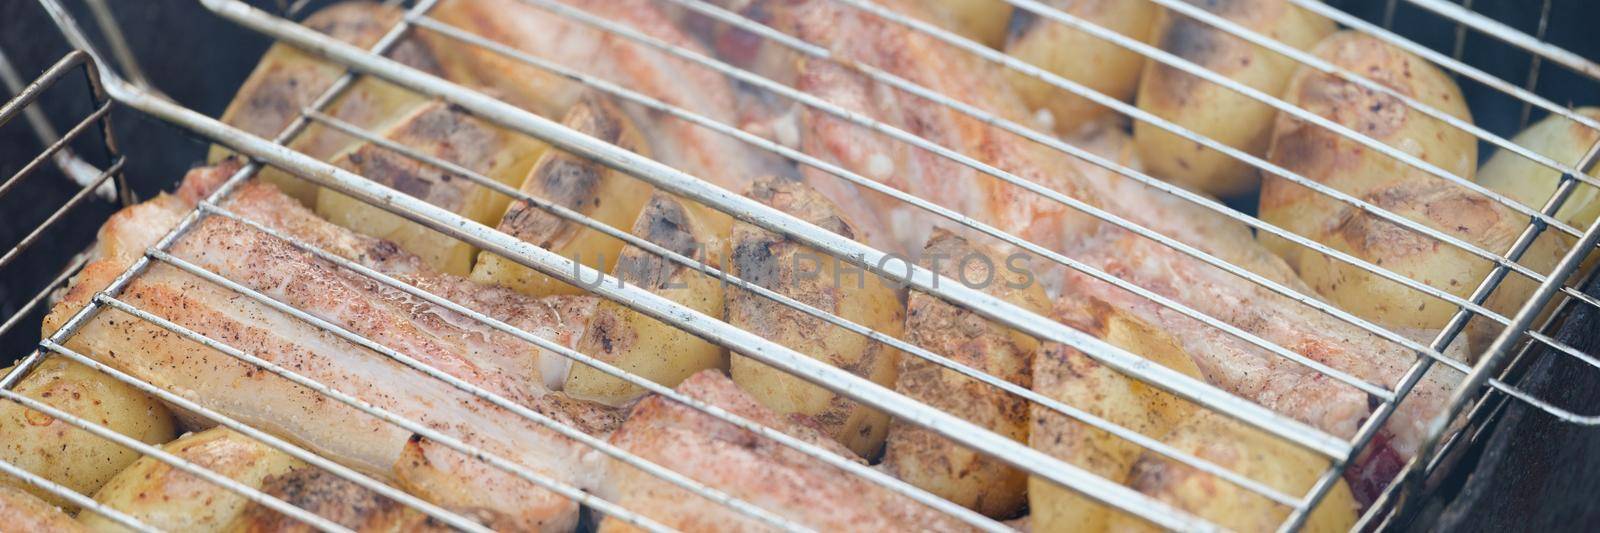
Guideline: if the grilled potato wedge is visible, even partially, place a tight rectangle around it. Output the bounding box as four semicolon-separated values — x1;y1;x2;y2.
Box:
471;95;654;296
881;230;1049;518
0;358;175;511
213;1;447;205
564;193;730;406
726;176;903;458
224;467;449;532
1005;0;1157;136
1029;296;1204;533
1105;412;1358;533
317;101;546;276
1135;0;1335;196
1477;107;1600;229
926;0;1013;48
81;428;302;532
1260;31;1565;349
0;484;83;532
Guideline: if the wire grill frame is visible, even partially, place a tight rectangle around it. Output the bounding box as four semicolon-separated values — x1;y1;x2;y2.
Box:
0;0;1596;531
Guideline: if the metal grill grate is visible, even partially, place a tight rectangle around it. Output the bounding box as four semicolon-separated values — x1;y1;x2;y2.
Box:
2;0;1598;531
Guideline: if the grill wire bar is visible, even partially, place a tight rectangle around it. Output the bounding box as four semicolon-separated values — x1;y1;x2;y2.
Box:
1;0;1596;531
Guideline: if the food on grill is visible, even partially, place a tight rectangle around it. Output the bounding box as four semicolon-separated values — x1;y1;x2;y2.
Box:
318;101;546;276
13;0;1597;529
1260;31;1566;349
726;176;904;458
598;370;970;532
430;0;778;194
1029;291;1207;532
0;357;175;511
1004;0;1157;135
79;428;302;532
564;193;731;406
881;230;1048;518
1134;0;1336;197
925;0;1013;48
470;95;653;296
213;1;445;205
0;484;85;532
46;161;616;530
740;0;1457;510
1110;412;1357;532
229;467;452;532
1478;107;1600;229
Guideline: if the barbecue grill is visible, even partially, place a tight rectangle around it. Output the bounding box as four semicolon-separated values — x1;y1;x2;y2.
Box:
2;0;1597;531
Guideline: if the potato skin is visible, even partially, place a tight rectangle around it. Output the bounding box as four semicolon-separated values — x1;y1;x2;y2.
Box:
1134;0;1335;196
225;467;450;532
471;95;654;296
1005;0;1156;136
926;0;1014;48
1477;107;1600;229
0;484;84;532
880;230;1047;518
319;101;546;276
564;193;730;406
1028;296;1204;533
1105;412;1357;533
0;358;176;511
1260;31;1565;349
213;1;443;205
81;428;302;532
726;176;902;458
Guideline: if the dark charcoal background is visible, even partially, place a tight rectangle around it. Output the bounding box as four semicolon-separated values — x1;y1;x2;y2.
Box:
1;0;1597;529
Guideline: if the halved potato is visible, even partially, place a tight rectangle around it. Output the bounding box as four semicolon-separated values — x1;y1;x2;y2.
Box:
1029;295;1204;533
1134;0;1335;196
0;484;83;532
317;101;547;276
0;358;175;511
224;467;449;532
1477;107;1600;229
1260;31;1566;350
470;95;655;296
925;0;1013;48
726;176;902;458
564;193;730;406
1105;412;1358;533
880;230;1049;518
1005;0;1157;136
213;1;447;205
80;427;302;532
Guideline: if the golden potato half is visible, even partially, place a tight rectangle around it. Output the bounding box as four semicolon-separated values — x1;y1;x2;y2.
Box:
81;428;303;532
0;358;175;511
213;1;445;205
471;95;654;296
726;176;903;458
880;230;1048;518
1260;31;1565;350
318;100;547;276
0;484;83;532
1029;295;1205;533
1477;107;1600;229
1134;0;1335;196
1105;412;1357;533
564;192;731;406
1005;0;1157;136
925;0;1014;48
